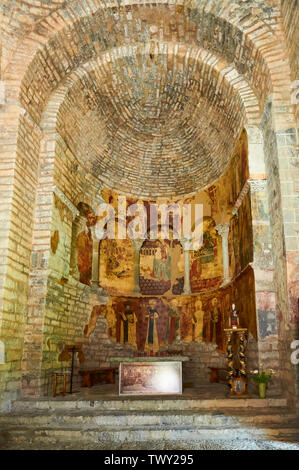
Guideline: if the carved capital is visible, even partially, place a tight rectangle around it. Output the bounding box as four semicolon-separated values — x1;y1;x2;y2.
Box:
179;237;193;251
132;239;144;252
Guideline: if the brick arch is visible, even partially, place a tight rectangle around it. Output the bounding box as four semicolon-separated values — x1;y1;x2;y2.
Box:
14;1;290;126
36;44;260;199
39;44;260;126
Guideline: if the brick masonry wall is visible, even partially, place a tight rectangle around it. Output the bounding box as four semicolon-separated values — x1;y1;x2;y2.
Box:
261;100;298;402
38;135;105;395
0;0;298;407
0;113;41;410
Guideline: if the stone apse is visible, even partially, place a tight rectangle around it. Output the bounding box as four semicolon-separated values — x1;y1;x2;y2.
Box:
0;0;298;411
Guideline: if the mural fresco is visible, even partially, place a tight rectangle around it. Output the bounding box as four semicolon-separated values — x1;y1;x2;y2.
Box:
211;129;249;215
95;267;257;355
190;216;223;293
51;230;59;254
251;189;269;221
99;239;135;295
258;310;277;339
77;228;93;285
69;202;97;286
78;130;256;358
140;239;184;295
229;192;253;279
192;299;204;343
231;266;257;340
93;130;251;297
119;302;138;348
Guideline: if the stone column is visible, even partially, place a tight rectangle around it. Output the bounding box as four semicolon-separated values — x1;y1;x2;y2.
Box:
180;237;192;295
248;179;279;370
216;223;230;286
246;126;284;393
132;239;143;294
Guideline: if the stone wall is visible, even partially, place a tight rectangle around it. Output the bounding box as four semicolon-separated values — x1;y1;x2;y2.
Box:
0;113;41;410
37;134;107;395
261;100;298;402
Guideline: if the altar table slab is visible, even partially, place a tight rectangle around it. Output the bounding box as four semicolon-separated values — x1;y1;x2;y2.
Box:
110;356;190;362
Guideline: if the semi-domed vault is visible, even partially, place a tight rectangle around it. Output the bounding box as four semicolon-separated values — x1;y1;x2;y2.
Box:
57;45;250;197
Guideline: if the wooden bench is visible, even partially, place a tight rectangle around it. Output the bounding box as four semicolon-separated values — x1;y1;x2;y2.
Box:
208;367;228;383
79;368;117;388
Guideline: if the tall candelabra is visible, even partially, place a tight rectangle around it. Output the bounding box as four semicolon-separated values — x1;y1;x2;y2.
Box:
224;328;248;397
225;330;234;388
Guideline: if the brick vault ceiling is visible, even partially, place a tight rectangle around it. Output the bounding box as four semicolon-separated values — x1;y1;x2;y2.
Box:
58;48;245;197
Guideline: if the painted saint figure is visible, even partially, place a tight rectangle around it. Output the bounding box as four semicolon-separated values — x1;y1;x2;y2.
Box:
166;298;181;345
192;299;204;342
105;303;117;342
77;228;93;285
210;297;223;351
152;243;171;281
144;299;159;353
190;218;217;280
120;303;137;348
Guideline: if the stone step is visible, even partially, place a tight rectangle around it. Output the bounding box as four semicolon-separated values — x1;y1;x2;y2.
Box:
3;397;297;449
1;424;299;451
0;409;298;429
11;397;288;412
